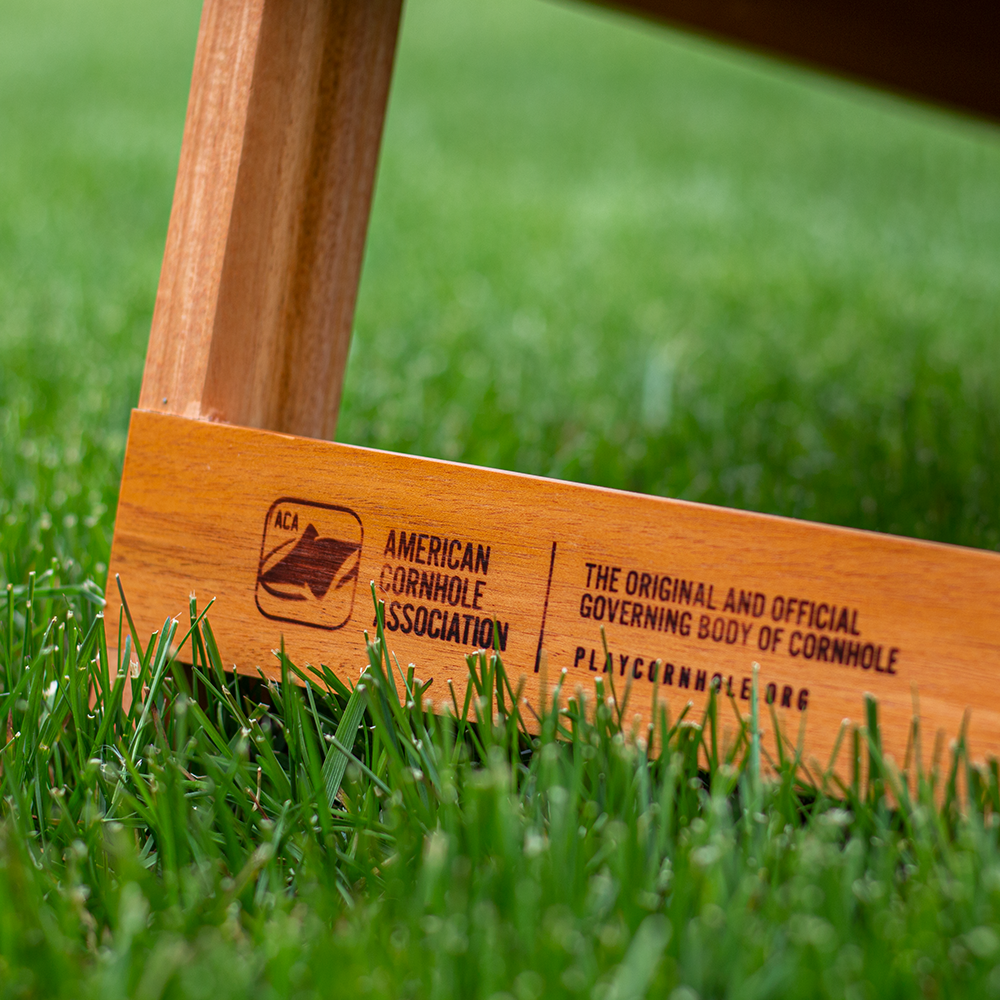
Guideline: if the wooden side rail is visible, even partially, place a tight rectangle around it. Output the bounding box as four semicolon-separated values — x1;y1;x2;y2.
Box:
599;0;1000;122
108;412;1000;772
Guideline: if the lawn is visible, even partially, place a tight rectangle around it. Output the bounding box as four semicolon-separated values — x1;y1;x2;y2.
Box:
2;0;1000;995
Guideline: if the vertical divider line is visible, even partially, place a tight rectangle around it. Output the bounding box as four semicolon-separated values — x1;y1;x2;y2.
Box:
534;541;558;672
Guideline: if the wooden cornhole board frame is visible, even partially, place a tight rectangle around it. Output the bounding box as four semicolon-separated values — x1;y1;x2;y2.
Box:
107;0;1000;775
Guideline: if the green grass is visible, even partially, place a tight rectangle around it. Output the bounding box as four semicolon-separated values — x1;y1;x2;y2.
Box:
3;0;1000;994
4;582;1000;998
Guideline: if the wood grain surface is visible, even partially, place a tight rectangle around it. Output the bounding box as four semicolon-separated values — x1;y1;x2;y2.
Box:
108;410;1000;775
597;0;1000;122
138;0;401;439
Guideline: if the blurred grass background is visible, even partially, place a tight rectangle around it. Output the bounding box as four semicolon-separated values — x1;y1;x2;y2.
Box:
2;0;1000;586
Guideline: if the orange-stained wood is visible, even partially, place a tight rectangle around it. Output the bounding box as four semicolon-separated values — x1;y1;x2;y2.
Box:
595;0;1000;122
108;411;1000;775
138;0;401;440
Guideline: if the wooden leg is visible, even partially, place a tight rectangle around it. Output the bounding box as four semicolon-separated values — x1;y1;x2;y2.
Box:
138;0;402;440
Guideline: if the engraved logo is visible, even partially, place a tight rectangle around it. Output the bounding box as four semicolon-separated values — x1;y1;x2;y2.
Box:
255;498;362;630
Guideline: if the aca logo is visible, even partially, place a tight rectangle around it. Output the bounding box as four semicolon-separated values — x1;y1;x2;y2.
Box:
255;498;363;630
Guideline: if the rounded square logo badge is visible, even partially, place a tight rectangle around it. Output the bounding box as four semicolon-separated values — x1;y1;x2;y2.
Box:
255;498;363;630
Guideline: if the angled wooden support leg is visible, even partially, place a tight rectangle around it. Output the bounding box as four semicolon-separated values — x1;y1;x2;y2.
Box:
141;0;402;439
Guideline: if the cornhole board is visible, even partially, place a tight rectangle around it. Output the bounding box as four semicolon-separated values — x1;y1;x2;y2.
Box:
106;0;1000;775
